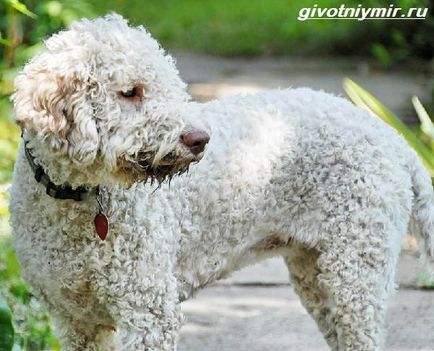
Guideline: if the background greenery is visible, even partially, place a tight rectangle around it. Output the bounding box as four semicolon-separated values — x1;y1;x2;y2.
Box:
92;0;434;62
0;0;433;349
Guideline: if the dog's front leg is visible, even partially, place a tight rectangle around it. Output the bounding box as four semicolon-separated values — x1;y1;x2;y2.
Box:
91;266;180;351
89;232;181;351
110;283;180;351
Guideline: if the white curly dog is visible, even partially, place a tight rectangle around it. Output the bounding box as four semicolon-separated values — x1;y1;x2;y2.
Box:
9;14;434;351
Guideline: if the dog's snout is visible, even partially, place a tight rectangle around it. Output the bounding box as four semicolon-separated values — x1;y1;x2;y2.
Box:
180;130;210;155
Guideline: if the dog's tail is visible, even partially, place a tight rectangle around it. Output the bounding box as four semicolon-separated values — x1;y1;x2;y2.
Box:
409;153;434;262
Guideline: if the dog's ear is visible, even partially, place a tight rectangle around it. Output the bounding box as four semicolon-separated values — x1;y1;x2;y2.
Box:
12;51;100;165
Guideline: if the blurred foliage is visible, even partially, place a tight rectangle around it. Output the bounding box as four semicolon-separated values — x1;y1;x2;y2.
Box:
0;0;94;185
0;118;20;184
0;0;430;63
0;299;14;351
91;0;434;64
0;237;60;351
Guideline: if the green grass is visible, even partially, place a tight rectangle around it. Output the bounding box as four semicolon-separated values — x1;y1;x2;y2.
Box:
88;0;399;57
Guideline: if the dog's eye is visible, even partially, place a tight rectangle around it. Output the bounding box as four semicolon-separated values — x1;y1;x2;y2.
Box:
121;88;136;97
119;85;144;102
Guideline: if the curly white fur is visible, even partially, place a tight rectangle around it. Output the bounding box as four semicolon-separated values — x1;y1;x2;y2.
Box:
9;14;434;351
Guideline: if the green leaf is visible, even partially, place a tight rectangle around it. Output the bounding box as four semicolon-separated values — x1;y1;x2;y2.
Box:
343;78;434;177
9;282;31;304
5;0;37;19
412;96;434;140
0;301;15;351
0;33;11;46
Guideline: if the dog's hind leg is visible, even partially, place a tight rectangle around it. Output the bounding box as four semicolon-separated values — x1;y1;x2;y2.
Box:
315;215;403;351
284;246;338;350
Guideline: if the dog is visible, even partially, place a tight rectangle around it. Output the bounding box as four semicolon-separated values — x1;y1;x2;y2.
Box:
9;14;434;351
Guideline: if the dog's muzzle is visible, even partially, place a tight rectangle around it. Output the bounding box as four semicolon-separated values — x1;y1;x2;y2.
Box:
128;129;210;184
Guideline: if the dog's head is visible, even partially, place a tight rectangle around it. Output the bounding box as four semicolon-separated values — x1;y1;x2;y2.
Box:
12;14;209;188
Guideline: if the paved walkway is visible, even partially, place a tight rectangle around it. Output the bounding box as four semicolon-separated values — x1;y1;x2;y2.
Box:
179;253;434;351
172;54;434;350
175;53;430;123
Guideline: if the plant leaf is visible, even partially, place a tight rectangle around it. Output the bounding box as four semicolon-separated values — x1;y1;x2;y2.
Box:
343;78;434;177
0;32;11;46
6;0;37;19
0;301;15;351
412;96;434;140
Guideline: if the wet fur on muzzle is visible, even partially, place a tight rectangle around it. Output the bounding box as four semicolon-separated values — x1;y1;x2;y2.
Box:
117;146;199;186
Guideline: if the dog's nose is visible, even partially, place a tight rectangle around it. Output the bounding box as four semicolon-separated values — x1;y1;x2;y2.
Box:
180;130;210;155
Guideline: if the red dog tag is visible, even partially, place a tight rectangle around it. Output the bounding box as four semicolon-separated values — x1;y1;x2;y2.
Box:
94;212;109;240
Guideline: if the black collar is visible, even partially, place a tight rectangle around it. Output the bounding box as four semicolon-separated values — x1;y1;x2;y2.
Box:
24;141;98;202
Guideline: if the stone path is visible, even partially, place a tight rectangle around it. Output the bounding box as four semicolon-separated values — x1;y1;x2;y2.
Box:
172;53;434;350
178;253;434;351
175;53;431;122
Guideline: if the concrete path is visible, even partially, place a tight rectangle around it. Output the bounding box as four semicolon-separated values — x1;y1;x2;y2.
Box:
172;54;434;350
179;283;434;351
178;252;434;351
175;53;431;123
